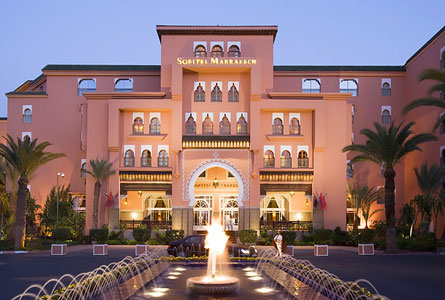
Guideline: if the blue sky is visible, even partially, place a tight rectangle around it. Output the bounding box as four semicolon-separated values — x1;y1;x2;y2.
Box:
0;0;444;117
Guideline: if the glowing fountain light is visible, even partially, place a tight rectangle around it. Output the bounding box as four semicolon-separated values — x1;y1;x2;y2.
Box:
256;287;274;294
175;267;186;271
186;214;240;295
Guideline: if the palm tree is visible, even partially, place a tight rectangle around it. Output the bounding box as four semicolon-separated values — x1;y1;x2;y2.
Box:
0;192;9;238
0;135;65;249
85;158;115;229
413;162;444;232
403;69;445;130
347;184;382;234
343;122;436;252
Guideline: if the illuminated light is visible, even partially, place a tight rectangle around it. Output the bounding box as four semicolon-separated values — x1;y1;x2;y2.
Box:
256;287;274;294
245;271;259;277
144;291;164;297
167;276;177;279
169;272;181;276
290;191;295;197
175;267;186;271
296;213;303;221
124;198;128;206
131;212;138;219
249;276;263;281
153;288;169;292
305;198;310;206
243;267;254;271
213;177;219;188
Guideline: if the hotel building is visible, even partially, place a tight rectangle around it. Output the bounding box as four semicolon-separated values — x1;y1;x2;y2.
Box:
4;25;445;237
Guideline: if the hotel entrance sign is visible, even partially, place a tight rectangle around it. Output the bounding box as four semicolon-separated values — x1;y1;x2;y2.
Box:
177;57;256;65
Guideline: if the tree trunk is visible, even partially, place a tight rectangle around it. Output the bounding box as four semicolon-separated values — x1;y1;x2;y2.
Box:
93;181;101;229
15;178;29;249
384;168;397;253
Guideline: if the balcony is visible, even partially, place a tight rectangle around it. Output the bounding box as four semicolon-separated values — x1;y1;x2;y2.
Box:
182;135;250;149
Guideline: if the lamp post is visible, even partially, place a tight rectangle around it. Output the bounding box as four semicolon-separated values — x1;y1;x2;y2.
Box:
56;172;65;227
131;212;138;230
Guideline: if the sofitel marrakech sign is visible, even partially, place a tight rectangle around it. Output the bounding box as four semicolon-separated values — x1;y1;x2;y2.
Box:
194;183;238;188
177;57;257;65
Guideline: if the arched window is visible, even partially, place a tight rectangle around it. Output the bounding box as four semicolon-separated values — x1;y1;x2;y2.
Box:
281;150;292;168
220;114;231;135
115;78;133;92
211;84;222;102
298;151;308;168
124;150;135;167
381;110;391;124
144;195;172;221
133;117;144;135
81;162;86;178
194;45;206;57
289;118;300;135
236;115;248;135
150;117;160;134
264;150;275;168
272;118;283;135
202;114;213;135
185;115;196;134
228;83;239;102
78;78;96;96
158;150;168;167
228;45;240;57
211;45;223;57
340;79;358;96
194;83;205;102
382;82;391;96
141;150;152;167
302;79;321;93
347;162;354;178
23;108;32;123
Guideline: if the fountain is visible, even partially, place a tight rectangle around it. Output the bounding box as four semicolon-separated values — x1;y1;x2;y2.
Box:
186;215;240;295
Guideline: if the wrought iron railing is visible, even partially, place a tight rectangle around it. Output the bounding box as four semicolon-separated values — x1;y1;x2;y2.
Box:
260;220;312;231
121;220;172;230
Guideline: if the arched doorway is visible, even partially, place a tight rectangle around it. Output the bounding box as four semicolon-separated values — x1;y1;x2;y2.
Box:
188;161;244;232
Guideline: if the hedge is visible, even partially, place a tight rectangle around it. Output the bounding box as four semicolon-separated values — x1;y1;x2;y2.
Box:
52;227;71;241
89;228;108;243
133;227;151;243
240;230;257;244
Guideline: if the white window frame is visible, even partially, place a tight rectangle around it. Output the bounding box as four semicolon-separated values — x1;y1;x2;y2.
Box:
22;132;32;140
302;78;321;93
236;112;248;122
114;78;133;92
77;78;96;96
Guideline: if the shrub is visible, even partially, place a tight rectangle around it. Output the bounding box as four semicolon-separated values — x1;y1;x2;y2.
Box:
312;229;333;242
156;230;184;244
399;233;436;251
356;228;375;244
52;227;71;241
108;230;122;241
281;231;297;245
240;230;257;244
257;229;273;245
331;227;351;245
89;228;108;243
133;227;151;243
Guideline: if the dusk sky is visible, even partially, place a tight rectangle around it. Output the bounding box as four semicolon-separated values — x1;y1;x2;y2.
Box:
0;0;444;117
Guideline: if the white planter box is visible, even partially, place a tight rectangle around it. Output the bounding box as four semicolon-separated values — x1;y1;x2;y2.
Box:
135;244;149;256
358;244;375;256
314;245;328;256
51;244;67;255
93;244;108;256
285;246;294;256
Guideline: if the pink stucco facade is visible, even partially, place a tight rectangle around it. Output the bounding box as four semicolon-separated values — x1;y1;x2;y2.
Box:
5;25;445;237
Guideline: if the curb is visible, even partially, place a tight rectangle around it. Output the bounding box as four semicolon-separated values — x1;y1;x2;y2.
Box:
0;250;29;254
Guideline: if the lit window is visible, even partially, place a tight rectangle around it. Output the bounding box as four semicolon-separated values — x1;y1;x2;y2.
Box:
185;115;196;134
158;150;168;167
381;109;391;124
81;162;86;178
236;114;248;135
228;83;239;102
202;114;213;135
115;78;133;92
289;118;300;135
150;117;160;134
272;118;283;135
194;83;205;102
78;79;96;96
23;108;32;123
297;151;308;168
280;150;292;168
124;150;135;167
133;117;144;135
211;45;223;57
141;150;152;167
211;84;222;102
264;150;275;168
194;45;206;57
382;82;391;96
347;162;353;178
228;45;241;57
302;79;321;93
340;79;358;96
220;114;230;135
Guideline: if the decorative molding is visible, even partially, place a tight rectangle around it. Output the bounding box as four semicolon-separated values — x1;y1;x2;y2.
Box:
108;146;119;152
172;94;182;101
314;147;324;152
251;94;261;101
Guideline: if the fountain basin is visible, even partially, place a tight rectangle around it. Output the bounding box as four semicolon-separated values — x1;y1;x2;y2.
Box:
186;275;239;295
